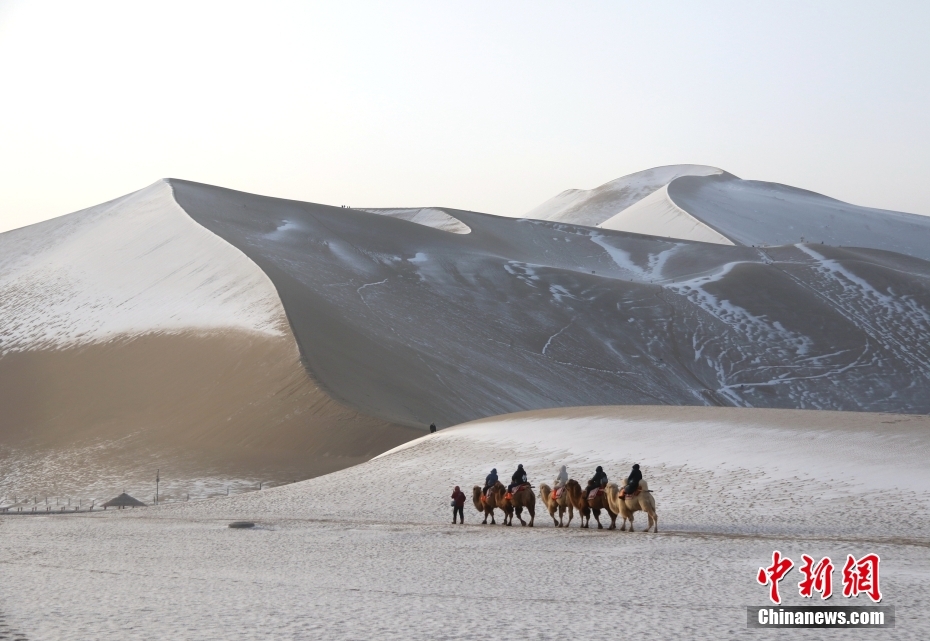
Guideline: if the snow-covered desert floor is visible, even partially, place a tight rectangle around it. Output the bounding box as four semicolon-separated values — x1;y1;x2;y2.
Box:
1;406;928;640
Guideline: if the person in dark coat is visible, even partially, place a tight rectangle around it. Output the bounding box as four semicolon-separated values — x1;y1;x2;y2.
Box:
483;468;498;494
623;464;643;496
429;423;437;433
451;486;466;524
585;466;608;494
507;464;527;493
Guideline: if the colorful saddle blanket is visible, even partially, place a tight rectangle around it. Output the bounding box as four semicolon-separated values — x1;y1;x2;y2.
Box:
619;487;643;499
587;487;606;500
504;484;529;500
552;486;565;501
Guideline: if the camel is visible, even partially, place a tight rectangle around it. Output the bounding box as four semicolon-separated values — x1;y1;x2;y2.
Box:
472;482;507;524
606;481;658;532
538;483;574;527
585;484;618;530
501;484;536;527
561;480;592;528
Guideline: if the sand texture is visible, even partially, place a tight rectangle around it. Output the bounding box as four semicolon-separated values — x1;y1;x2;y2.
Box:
173;179;930;426
524;164;724;227
1;406;926;640
0;182;418;498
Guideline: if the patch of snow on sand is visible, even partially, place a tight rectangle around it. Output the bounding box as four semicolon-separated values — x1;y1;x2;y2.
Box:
0;180;287;354
2;407;928;640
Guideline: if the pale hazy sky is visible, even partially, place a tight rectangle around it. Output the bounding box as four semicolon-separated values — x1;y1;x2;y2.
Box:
1;1;928;233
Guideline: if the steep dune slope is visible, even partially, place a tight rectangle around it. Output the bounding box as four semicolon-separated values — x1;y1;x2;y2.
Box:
527;166;930;262
357;207;471;234
0;181;417;498
524;164;723;227
173;179;930;424
598;183;734;245
668;173;930;261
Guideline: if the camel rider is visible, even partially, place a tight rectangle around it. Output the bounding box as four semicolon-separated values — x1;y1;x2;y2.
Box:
483;468;498;495
553;465;568;489
622;464;643;497
508;464;527;493
585;466;608;494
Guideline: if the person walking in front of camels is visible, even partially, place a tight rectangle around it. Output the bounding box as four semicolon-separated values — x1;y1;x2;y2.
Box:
451;486;466;524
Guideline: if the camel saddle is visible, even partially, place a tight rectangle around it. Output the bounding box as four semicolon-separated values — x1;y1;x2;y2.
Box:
552;486;565;500
587;487;606;500
504;484;529;500
618;487;643;499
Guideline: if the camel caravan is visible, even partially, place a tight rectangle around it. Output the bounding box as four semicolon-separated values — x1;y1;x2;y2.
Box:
467;463;657;532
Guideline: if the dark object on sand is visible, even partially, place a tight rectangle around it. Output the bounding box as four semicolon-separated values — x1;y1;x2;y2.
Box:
430;423;437;433
228;521;256;528
101;493;147;510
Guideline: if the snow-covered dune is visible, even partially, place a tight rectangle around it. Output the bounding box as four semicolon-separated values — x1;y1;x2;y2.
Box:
4;176;930;499
174;179;930;422
2;406;927;639
524;164;723;227
357;207;471;234
0;180;286;354
0;181;417;497
527;166;930;262
669;173;930;261
597;182;734;245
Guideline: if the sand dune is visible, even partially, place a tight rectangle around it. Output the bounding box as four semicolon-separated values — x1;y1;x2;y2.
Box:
527;166;930;261
357;207;471;234
4;174;930;500
0;182;418;498
174;179;930;424
2;406;927;639
598;182;734;244
524;164;723;227
669;172;930;261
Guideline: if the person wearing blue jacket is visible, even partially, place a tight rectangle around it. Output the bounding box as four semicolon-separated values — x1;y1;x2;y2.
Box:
483;468;498;495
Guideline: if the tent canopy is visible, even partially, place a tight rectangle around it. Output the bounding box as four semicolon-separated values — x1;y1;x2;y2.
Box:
101;493;147;508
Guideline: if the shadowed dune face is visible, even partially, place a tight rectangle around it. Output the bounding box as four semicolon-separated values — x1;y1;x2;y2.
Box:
172;180;930;423
0;181;418;498
0;331;418;498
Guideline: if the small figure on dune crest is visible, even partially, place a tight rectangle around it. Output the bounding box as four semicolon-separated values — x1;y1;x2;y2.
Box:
430;423;437;433
451;485;466;524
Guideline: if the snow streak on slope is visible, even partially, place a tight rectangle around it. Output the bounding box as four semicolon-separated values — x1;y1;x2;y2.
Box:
0;181;286;355
357;207;471;234
524;164;723;227
173;180;930;419
598;183;734;245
